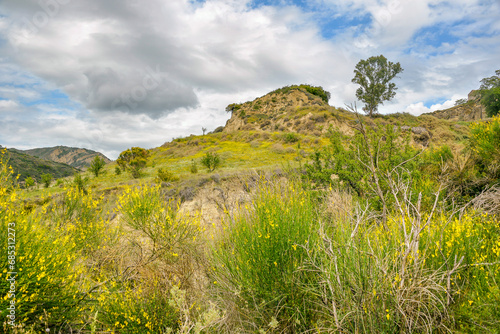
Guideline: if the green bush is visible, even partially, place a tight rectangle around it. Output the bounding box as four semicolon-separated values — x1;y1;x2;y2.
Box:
41;173;52;188
210;181;320;332
24;176;35;189
282;132;299;143
190;159;198;174
156;167;179;182
201;152;221;172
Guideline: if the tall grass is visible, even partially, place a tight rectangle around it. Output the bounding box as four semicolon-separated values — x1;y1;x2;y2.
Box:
210;180;320;332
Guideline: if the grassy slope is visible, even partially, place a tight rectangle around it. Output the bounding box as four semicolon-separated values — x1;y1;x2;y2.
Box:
5;148;77;183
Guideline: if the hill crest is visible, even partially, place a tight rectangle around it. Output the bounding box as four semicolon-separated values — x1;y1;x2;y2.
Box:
23;146;111;170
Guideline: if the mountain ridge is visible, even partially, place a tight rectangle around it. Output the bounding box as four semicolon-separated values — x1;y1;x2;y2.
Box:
23;145;111;170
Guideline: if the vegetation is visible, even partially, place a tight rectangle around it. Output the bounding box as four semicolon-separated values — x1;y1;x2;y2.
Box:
117;147;149;178
201;152;221;172
352;55;403;117
4;148;76;182
88;155;106;177
41;173;52;188
479;69;500;117
270;84;331;103
156;167;179;182
24;176;35;189
481;87;500;117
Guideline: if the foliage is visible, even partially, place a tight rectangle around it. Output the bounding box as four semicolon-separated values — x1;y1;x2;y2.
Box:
41;173;52;188
210;181;320;332
455;98;468;106
117;147;149;178
88;155;106;177
201;152;221;172
481;87;500;117
305;120;422;219
73;172;89;193
190;159;198;174
270;84;331;103
479;69;500;90
0;153;85;331
114;166;121;175
281;132;299;143
156;167;179;182
352;55;403;117
226;103;242;113
469;115;500;173
24;176;35;189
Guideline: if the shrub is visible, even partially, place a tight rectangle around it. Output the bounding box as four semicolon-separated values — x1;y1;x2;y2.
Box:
210;181;320;332
117;147;149;178
41;173;52;188
469;115;500;168
282;132;299;143
156;167;179;182
24;176;35;189
73;173;89;193
190;159;198;174
114;166;121;175
89;155;106;177
201;152;221;172
0;154;84;331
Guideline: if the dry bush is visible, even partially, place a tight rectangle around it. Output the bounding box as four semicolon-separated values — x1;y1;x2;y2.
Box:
472;185;500;215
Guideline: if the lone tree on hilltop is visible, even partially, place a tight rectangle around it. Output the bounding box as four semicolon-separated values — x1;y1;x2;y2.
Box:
352;55;403;117
117;147;149;178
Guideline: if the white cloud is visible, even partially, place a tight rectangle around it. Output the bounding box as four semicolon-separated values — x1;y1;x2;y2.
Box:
0;99;19;109
404;97;459;116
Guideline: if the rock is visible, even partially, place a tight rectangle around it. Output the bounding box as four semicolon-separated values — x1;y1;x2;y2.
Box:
411;126;428;135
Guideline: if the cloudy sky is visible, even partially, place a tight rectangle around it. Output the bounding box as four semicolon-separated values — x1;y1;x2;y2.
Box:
0;0;499;159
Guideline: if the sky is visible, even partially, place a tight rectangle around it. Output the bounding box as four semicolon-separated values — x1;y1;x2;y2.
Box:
0;0;499;159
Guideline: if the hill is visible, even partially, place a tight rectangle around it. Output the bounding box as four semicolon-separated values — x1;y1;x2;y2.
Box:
427;90;486;121
23;145;111;170
3;147;77;183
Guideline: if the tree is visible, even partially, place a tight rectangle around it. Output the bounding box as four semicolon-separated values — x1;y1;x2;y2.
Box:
479;69;500;90
481;87;500;117
41;173;52;188
352;55;403;117
479;70;500;117
201;152;221;172
89;155;106;177
117;147;149;178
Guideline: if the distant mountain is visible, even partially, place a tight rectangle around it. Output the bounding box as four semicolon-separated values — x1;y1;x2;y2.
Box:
23;146;111;170
4;148;77;183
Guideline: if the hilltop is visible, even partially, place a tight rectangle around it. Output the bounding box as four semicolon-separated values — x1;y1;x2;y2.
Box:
23;145;111;170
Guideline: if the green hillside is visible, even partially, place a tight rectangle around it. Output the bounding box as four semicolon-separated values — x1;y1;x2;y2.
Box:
3;147;77;183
